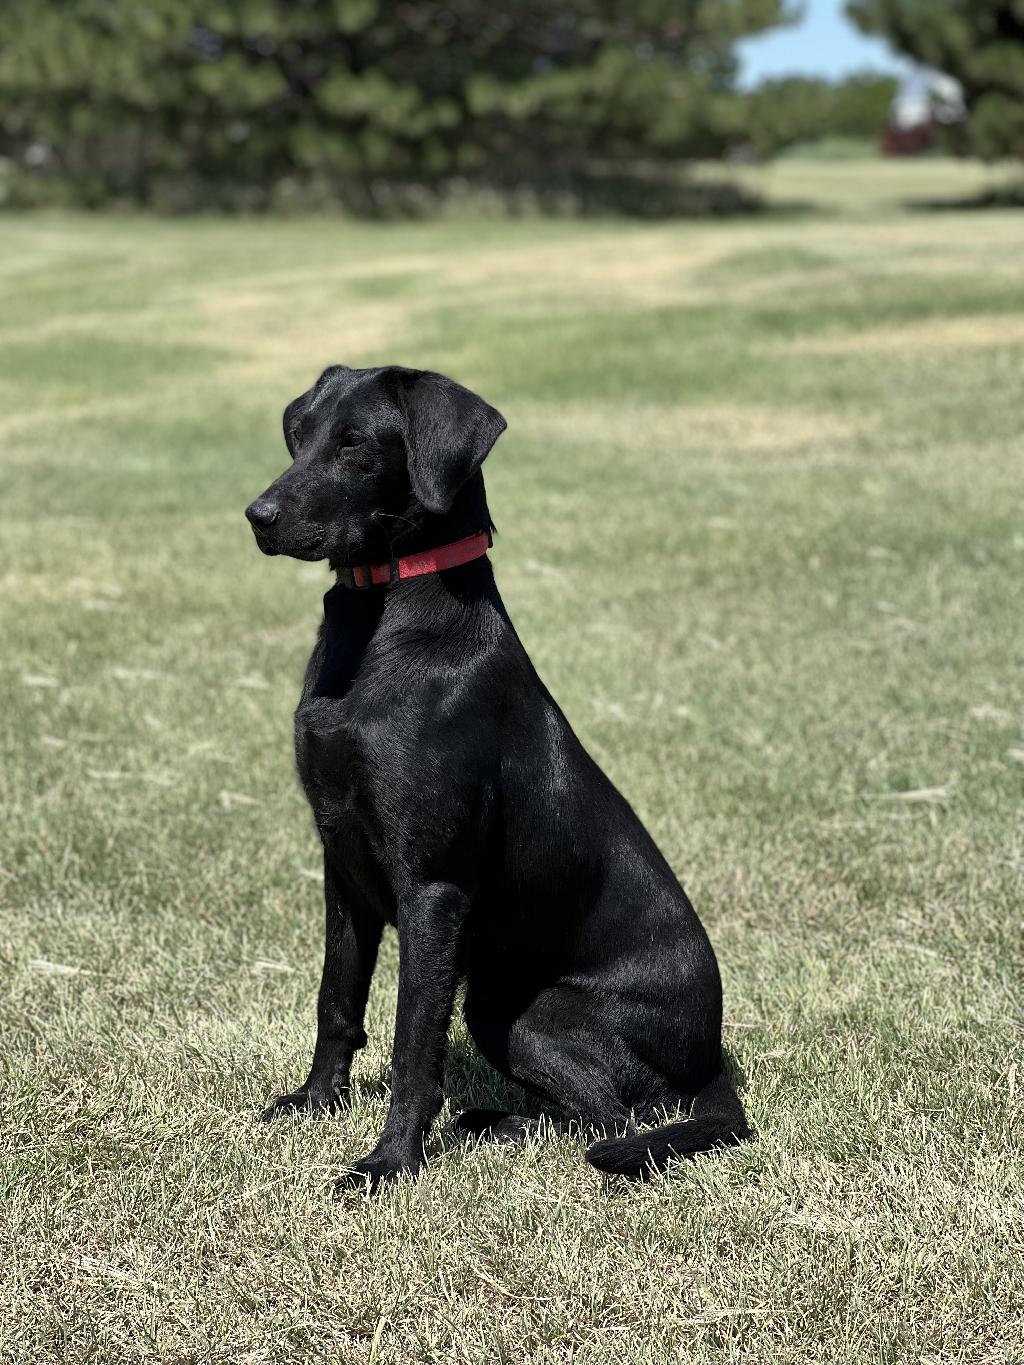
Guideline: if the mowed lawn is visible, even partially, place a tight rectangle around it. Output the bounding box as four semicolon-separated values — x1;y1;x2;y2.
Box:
2;161;1022;1364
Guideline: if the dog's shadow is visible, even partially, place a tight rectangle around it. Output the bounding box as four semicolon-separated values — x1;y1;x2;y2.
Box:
442;1034;752;1116
351;1029;531;1116
354;1034;752;1151
443;1032;533;1115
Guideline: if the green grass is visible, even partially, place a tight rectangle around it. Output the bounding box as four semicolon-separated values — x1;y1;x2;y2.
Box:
715;153;1022;215
776;135;878;160
2;160;1023;1363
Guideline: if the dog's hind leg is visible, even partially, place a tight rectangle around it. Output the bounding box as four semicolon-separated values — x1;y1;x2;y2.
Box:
462;985;635;1140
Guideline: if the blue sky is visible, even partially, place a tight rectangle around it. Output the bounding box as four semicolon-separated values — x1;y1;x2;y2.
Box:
737;0;914;88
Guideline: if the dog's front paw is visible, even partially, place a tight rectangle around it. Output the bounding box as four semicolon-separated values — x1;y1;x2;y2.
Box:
260;1085;348;1122
334;1150;423;1194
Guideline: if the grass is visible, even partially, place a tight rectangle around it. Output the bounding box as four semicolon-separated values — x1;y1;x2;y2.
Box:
716;153;1021;215
1;158;1022;1363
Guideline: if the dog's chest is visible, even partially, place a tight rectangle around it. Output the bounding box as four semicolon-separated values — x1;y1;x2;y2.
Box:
294;696;398;917
294;594;381;810
294;693;370;824
293;601;399;852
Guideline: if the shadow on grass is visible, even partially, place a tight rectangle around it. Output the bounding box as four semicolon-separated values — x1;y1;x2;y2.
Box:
306;166;817;221
350;1034;529;1114
444;1033;532;1114
355;1034;753;1159
473;169;817;221
363;1035;752;1111
905;181;1024;212
723;1044;750;1095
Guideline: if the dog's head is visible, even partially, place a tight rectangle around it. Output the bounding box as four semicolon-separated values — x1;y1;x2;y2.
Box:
245;365;506;565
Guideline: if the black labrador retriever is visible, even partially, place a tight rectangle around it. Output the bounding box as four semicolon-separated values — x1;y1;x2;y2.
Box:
245;365;751;1188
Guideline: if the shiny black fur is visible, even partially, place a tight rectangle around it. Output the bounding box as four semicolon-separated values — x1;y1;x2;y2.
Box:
245;364;751;1188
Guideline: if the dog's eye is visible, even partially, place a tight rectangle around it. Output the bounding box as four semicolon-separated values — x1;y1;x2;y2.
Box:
338;433;367;451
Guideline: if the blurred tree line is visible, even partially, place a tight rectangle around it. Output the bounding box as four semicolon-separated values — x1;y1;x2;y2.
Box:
848;0;1024;160
731;72;894;159
0;1;891;214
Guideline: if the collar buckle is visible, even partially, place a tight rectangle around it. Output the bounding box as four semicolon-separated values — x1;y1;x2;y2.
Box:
336;563;373;589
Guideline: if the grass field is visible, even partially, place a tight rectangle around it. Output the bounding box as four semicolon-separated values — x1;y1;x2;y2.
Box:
2;159;1023;1363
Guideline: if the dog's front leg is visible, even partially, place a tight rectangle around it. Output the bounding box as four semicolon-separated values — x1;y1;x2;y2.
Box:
337;881;468;1191
262;859;382;1120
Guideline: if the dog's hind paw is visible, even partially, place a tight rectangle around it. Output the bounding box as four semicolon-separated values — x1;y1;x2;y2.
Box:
446;1109;533;1144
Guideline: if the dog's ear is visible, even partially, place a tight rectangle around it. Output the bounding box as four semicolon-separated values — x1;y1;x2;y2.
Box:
399;370;506;516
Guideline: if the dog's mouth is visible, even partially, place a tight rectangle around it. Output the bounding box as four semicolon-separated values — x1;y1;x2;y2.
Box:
251;528;279;557
250;525;329;562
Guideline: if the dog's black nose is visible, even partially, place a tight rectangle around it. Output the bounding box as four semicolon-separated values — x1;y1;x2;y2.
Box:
246;499;280;530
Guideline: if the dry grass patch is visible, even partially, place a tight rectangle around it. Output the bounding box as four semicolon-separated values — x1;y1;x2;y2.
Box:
441;231;735;308
196;288;414;383
0;394;150;444
519;400;872;456
787;313;1024;356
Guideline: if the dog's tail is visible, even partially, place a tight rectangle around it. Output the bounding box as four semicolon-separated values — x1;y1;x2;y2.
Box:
585;1070;751;1178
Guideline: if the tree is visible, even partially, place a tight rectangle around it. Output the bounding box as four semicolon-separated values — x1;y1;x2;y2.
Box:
0;1;796;213
733;73;896;158
847;0;1024;159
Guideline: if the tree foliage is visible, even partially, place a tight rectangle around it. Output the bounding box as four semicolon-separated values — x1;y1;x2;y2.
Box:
0;0;794;212
847;0;1024;158
733;73;896;157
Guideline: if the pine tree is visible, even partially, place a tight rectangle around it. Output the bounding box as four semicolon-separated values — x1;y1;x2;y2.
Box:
0;1;794;212
847;0;1024;159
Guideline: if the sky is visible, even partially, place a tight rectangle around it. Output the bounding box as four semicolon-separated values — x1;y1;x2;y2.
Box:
737;0;915;88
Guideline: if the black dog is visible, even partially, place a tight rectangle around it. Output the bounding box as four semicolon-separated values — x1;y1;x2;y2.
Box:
246;365;750;1187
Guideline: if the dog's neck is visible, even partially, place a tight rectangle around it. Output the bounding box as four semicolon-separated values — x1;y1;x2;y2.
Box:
316;479;499;704
328;478;492;582
316;548;500;699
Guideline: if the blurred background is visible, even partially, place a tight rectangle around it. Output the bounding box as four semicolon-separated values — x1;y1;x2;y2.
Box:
3;4;1022;1363
1;0;1021;215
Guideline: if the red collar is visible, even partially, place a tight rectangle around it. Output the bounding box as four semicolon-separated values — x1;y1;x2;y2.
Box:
337;529;492;589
